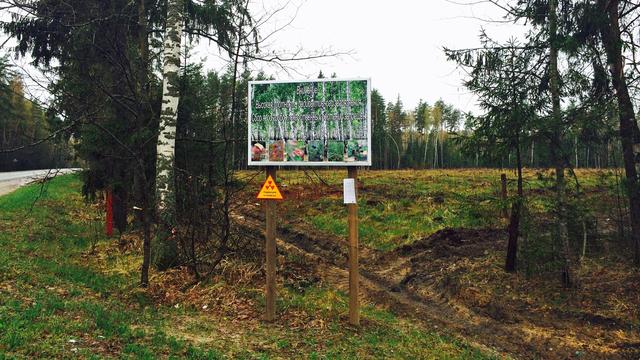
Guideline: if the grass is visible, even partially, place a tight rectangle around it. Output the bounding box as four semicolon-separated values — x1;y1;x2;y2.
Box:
244;168;619;251
0;176;190;358
0;174;497;359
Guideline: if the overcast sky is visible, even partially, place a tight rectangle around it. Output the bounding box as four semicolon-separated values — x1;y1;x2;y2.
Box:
194;0;526;114
2;0;526;114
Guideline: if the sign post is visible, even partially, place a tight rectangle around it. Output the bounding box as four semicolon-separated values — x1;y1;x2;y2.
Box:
249;78;371;324
346;167;359;326
258;167;279;321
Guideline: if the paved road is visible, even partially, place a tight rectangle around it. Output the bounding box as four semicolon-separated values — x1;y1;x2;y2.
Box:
0;168;81;196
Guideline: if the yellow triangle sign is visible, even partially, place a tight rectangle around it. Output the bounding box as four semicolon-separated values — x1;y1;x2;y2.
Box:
257;175;283;200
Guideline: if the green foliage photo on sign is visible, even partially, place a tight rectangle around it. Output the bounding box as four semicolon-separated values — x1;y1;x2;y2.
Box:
248;78;371;166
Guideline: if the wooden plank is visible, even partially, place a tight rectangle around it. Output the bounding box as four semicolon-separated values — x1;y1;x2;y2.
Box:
265;166;277;322
347;167;360;326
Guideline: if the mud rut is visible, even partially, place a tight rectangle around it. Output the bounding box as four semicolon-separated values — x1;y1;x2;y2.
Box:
234;204;635;360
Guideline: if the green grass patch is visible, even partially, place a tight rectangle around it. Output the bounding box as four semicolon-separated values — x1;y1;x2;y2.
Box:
0;175;230;358
266;169;618;252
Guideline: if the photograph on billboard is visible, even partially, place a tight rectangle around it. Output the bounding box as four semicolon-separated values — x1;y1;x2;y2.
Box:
248;78;371;166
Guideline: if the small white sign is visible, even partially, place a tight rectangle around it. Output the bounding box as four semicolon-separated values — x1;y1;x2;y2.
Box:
343;178;356;204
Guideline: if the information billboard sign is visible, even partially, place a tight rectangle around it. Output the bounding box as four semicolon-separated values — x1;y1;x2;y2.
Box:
248;78;371;166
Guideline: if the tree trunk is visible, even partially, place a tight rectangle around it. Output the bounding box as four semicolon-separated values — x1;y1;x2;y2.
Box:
388;133;401;170
505;134;524;272
136;0;152;287
156;0;183;208
153;0;183;270
549;0;573;287
440;124;444;168
599;0;640;265
423;129;430;168
136;164;152;287
433;130;438;168
586;147;590;168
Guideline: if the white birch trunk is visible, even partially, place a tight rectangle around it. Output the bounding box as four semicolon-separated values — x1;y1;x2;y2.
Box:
155;0;183;210
531;140;535;166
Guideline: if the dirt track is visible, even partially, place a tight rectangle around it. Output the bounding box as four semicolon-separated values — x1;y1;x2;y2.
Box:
235;203;640;360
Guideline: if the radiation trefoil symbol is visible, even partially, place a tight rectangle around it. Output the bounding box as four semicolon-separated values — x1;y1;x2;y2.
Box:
257;175;283;200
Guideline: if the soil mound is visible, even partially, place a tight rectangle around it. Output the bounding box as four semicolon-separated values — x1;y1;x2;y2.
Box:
385;228;506;291
396;227;505;259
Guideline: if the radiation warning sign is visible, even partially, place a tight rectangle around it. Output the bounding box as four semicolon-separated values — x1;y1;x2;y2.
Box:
257;175;283;200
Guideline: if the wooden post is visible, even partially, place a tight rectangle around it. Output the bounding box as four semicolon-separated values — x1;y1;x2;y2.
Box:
501;173;508;219
347;167;360;326
105;189;113;237
265;167;277;322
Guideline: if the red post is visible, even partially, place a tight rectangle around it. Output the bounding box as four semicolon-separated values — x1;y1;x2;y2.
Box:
105;190;113;237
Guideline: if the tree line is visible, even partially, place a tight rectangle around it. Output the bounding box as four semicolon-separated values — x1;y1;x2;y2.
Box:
369;92;625;171
0;59;73;171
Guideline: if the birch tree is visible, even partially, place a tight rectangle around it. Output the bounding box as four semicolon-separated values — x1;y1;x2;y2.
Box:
153;0;184;271
156;0;184;210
